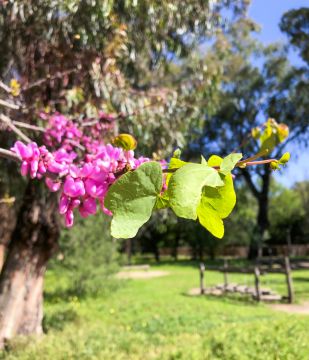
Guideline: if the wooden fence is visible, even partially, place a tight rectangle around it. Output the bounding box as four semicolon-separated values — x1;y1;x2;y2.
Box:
198;257;304;303
158;244;309;258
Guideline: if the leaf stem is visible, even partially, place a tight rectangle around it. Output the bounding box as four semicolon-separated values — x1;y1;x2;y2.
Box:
236;149;269;167
240;159;277;166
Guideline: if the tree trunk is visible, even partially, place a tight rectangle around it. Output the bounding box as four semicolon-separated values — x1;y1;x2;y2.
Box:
198;239;204;261
256;167;270;258
153;240;160;263
0;182;60;347
257;199;269;254
244;166;270;259
172;237;179;261
125;239;132;265
0;203;16;271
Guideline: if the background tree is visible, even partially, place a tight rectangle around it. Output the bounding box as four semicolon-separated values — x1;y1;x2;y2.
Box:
192;16;309;257
268;181;306;249
280;7;309;64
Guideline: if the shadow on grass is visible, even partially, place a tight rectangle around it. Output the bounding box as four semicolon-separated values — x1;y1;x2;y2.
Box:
43;307;79;333
131;258;253;269
293;276;309;282
181;290;259;306
44;287;81;303
44;277;124;304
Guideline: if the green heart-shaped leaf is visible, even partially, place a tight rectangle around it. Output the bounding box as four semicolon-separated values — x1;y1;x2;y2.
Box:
220;153;242;175
168;163;224;220
197;199;224;239
197;174;236;238
202;174;236;219
105;162;162;238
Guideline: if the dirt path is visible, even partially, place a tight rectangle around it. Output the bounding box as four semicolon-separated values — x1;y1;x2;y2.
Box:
270;302;309;315
116;270;169;279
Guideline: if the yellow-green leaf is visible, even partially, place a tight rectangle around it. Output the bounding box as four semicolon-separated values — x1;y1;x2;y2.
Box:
112;134;137;151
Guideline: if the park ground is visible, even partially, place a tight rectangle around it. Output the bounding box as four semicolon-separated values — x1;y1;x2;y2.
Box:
1;261;309;360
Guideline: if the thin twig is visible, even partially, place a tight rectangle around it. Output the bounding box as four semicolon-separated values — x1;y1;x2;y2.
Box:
81;119;100;127
12;120;45;132
162;157;276;174
82;98;165;128
0;114;31;143
0;148;21;162
65;139;85;151
0;80;11;93
232;133;252;153
21;68;77;92
0;99;20;110
237;149;269;167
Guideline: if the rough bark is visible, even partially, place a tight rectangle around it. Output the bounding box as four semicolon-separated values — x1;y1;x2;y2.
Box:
0;182;60;347
0;203;16;271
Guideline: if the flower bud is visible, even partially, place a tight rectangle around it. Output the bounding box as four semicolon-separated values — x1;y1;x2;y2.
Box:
279;152;290;165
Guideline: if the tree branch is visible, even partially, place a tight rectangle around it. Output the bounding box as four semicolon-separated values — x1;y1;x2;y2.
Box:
0;99;20;110
0;80;11;93
0;148;21;163
0;114;31;143
21;68;77;92
12;121;45;132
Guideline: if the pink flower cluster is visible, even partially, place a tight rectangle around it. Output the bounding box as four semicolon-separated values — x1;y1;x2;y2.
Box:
42;113;82;148
11;141;76;180
12;140;148;227
12;112;149;227
41;112;115;153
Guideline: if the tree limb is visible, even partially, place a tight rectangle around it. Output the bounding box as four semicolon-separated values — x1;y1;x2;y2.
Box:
21;68;77;92
0;148;21;163
12;121;45;132
0;80;11;93
0;99;20;110
0;114;31;143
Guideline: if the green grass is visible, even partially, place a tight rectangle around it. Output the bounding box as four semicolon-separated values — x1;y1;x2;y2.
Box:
2;262;309;359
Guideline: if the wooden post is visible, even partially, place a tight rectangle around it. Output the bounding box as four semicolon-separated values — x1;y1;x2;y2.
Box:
223;259;228;290
254;266;261;302
200;263;205;295
284;256;294;304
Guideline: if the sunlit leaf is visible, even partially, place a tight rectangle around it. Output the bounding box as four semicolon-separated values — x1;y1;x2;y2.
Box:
168;163;224;220
197;199;224;239
220;153;242;175
105;162;162;238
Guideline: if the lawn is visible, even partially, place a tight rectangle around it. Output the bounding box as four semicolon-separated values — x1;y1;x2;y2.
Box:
2;262;309;360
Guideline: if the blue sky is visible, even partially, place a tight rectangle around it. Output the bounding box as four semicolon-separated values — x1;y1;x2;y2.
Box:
248;0;309;187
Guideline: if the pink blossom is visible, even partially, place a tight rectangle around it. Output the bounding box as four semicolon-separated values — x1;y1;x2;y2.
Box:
65;210;74;227
45;178;61;192
63;177;85;197
79;197;97;218
11;111;157;227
